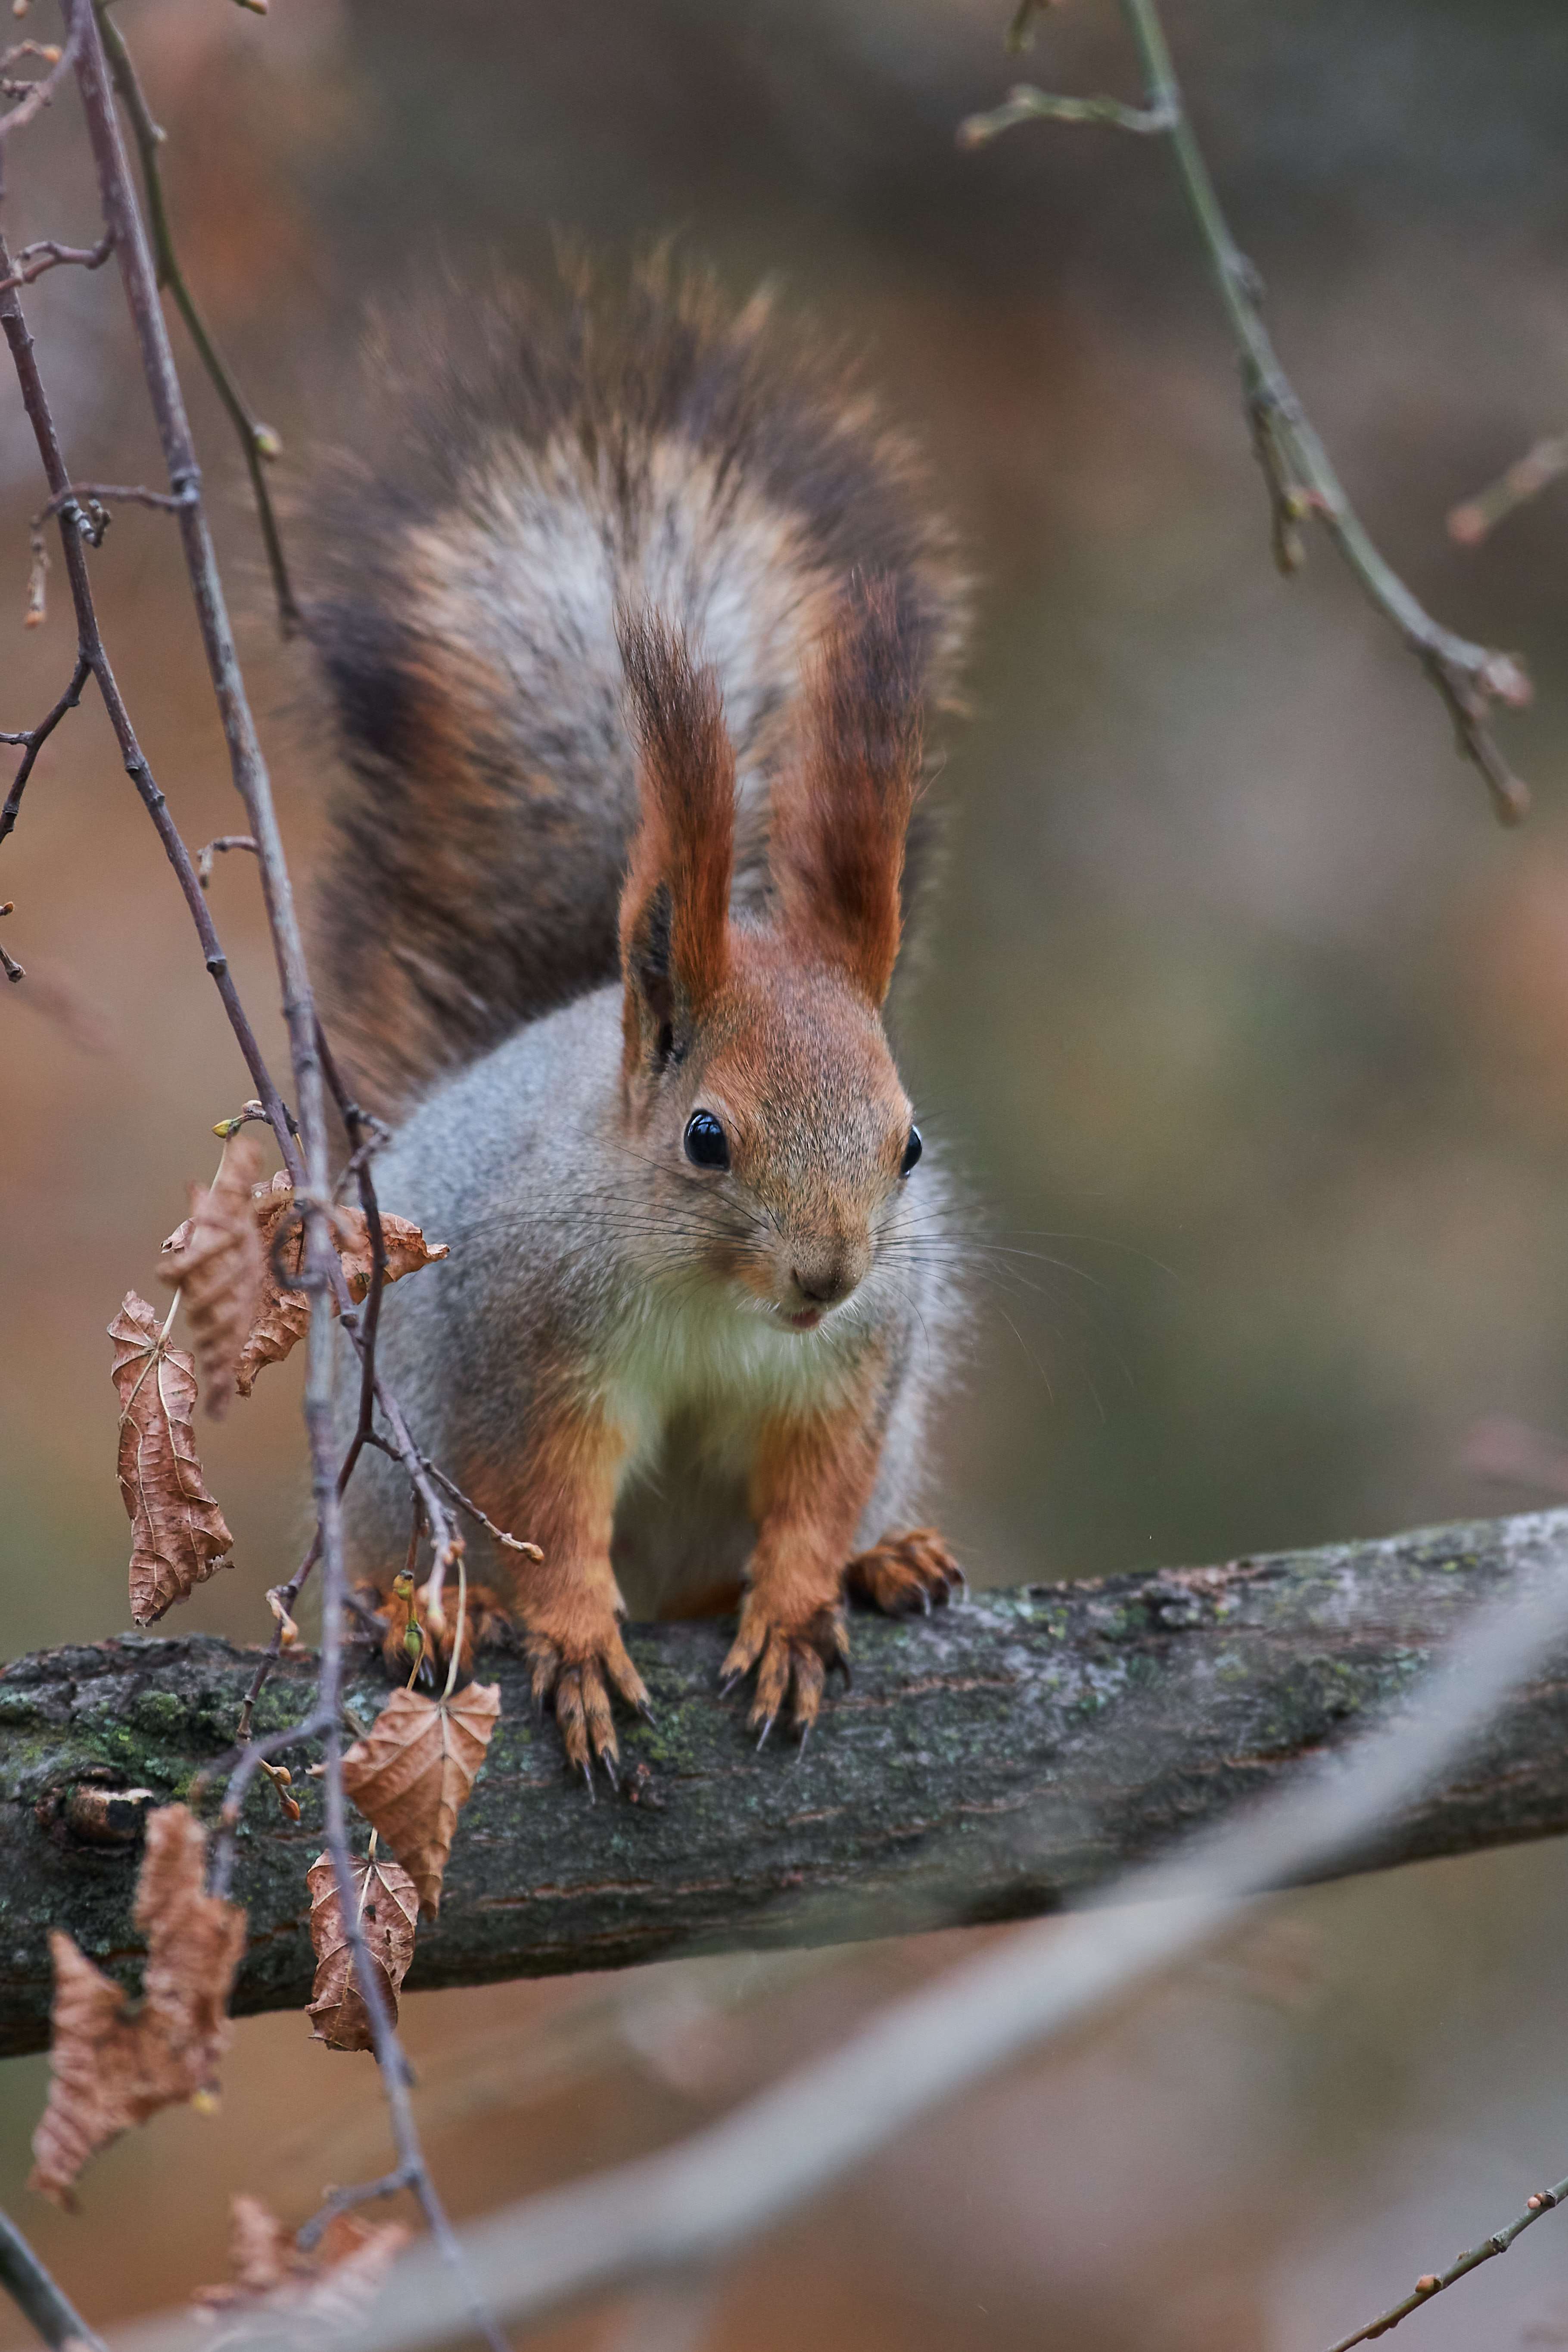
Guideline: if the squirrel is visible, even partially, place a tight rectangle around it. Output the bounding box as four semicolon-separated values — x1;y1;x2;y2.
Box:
302;258;972;1781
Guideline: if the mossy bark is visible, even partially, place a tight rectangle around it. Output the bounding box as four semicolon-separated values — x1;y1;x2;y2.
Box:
4;1506;1568;2060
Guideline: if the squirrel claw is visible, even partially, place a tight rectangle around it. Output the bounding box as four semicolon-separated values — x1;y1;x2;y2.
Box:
526;1627;646;1789
722;1599;844;1747
845;1528;962;1620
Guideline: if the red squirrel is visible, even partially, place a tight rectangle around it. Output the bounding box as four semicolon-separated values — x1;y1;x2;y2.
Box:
303;259;971;1781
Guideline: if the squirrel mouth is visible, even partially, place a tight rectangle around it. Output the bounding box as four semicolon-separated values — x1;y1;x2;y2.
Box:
785;1307;824;1331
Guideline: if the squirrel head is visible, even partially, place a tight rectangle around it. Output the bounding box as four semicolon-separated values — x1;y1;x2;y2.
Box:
617;580;927;1332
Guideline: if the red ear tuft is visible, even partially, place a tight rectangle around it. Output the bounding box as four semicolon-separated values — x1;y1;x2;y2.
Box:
769;573;925;1006
618;613;736;1070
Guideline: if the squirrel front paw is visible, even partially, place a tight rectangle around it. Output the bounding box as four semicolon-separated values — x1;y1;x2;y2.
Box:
526;1623;650;1792
845;1528;964;1618
720;1595;850;1748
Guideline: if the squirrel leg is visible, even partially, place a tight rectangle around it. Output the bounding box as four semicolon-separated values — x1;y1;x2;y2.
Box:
845;1529;964;1618
496;1402;649;1791
722;1395;881;1745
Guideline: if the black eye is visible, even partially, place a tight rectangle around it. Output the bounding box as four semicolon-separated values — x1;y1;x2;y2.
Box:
900;1125;923;1176
684;1110;730;1170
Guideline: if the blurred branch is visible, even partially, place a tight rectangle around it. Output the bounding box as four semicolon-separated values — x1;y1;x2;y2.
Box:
0;21;78;142
1324;2169;1568;2352
91;0;300;636
961;0;1534;824
0;2203;106;2352
10;1509;1568;2061
100;1505;1568;2352
0;227;112;294
1449;433;1568;548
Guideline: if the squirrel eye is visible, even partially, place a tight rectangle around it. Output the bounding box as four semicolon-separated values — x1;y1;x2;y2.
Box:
900;1125;923;1177
684;1110;730;1171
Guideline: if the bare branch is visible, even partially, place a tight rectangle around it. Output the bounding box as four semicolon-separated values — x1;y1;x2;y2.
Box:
90;0;298;635
90;1507;1568;2352
960;81;1175;145
961;0;1535;823
0;2202;107;2352
1323;2171;1568;2352
196;831;257;889
0;896;23;982
0;227;112;293
0;18;78;142
32;477;188;527
1449;432;1568;548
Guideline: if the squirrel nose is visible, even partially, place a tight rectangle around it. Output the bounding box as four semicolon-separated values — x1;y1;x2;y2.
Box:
791;1251;864;1309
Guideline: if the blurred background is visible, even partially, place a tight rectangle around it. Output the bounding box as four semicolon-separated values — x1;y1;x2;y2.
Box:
4;0;1568;2342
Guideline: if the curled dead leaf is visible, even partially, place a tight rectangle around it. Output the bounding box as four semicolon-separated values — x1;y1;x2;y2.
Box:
110;1291;233;1625
341;1683;500;1919
160;1130;265;1419
236;1174;448;1396
306;1849;419;2051
29;1805;246;2206
192;2190;409;2327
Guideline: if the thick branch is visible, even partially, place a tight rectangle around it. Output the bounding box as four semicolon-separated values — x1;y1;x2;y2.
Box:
4;1508;1568;2062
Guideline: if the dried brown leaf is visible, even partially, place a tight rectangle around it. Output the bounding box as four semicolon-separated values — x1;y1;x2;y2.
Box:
235;1174;448;1396
333;1203;450;1301
29;1805;246;2205
110;1291;234;1625
305;1849;419;2051
159;1131;265;1419
193;2192;409;2325
341;1683;500;1919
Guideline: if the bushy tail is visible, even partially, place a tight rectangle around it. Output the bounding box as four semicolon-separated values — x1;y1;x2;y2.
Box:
302;255;967;1116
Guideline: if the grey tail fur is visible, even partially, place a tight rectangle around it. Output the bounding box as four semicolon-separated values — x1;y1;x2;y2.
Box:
302;253;969;1117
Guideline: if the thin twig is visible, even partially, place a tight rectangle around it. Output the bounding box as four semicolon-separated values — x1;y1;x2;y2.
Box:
32;476;187;526
1323;2170;1568;2352
297;2169;418;2256
196;831;256;888
0;896;23;982
424;1457;544;1559
0;654;88;858
92;1;300;636
1449;432;1568;548
0;19;78;142
0;2202;108;2352
959;80;1174;142
960;0;1534;824
0;233;299;1147
0;226;112;295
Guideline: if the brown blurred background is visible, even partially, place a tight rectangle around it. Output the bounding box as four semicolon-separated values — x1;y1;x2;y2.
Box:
5;0;1568;2343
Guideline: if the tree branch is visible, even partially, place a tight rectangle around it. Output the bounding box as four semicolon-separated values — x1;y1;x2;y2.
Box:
960;0;1534;823
0;2205;106;2352
6;1507;1568;2064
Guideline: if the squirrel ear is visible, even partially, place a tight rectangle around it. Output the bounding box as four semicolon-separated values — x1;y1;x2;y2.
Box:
769;573;925;1008
618;612;736;1071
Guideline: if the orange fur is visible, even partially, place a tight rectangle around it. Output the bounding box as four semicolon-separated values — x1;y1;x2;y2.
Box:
470;1393;647;1781
720;1355;890;1736
769;575;924;1008
619;616;736;1076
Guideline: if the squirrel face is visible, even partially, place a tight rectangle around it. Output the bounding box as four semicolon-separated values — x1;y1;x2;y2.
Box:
638;939;918;1330
616;581;930;1333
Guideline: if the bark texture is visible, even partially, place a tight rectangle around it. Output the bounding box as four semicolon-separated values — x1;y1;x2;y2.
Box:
3;1507;1568;2061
